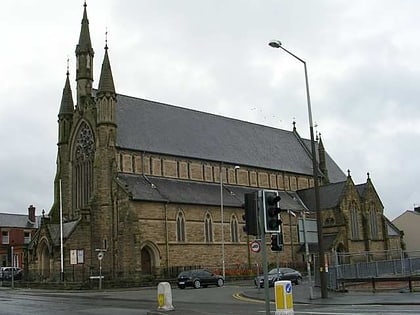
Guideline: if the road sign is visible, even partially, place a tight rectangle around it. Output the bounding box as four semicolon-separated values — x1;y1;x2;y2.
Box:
250;240;261;253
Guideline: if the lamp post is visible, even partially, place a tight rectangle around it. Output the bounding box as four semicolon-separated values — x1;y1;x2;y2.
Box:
269;40;328;298
220;164;225;279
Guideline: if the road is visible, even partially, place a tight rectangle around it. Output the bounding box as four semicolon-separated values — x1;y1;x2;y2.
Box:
0;282;419;314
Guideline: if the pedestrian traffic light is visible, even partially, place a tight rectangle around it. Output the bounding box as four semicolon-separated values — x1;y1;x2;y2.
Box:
242;192;258;236
270;233;283;252
263;190;281;233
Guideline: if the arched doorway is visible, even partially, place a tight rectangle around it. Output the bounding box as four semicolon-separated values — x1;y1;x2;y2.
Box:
140;241;161;275
141;247;152;274
38;240;51;280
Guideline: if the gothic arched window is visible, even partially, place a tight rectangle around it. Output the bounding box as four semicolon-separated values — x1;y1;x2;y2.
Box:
230;215;239;243
204;212;213;243
73;121;94;209
369;205;379;239
350;202;359;239
176;211;186;242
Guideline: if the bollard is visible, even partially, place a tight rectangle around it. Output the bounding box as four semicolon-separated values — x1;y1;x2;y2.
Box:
157;282;174;311
274;280;294;315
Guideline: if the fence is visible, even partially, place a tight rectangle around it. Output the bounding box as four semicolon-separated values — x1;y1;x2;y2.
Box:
324;250;420;290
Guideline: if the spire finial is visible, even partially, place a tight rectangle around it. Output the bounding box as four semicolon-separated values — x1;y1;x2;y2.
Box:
367;172;370;180
347;169;351;178
84;0;87;8
66;56;70;76
105;27;108;49
292;119;296;131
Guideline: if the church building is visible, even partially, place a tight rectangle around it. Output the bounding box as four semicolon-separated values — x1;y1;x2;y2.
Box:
28;3;401;282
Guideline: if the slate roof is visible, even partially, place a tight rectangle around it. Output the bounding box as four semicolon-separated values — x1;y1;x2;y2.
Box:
297;181;347;212
356;183;367;198
115;93;346;182
0;213;39;229
47;220;79;246
117;173;307;210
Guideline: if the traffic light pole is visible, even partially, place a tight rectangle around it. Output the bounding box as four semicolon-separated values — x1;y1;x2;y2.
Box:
258;190;271;315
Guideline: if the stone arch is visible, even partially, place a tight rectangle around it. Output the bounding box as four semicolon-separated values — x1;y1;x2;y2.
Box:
140;241;161;275
37;237;52;280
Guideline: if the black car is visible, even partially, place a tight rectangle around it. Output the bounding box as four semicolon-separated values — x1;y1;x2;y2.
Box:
254;267;302;288
177;269;224;289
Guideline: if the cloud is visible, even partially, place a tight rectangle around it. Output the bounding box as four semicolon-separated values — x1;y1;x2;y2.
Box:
0;0;418;220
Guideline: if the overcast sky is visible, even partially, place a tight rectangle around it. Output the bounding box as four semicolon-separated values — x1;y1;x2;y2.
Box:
1;1;419;220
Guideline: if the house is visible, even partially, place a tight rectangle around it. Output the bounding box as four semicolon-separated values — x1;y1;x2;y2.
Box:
392;207;420;257
27;3;399;282
0;205;39;269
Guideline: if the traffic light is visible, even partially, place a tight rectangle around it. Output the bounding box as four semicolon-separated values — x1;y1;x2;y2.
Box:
270;233;283;251
263;190;281;233
242;192;258;236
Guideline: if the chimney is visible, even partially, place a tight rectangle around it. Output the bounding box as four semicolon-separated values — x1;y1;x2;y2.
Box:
28;205;36;223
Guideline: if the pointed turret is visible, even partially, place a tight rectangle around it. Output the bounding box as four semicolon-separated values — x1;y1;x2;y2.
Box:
58;69;74;144
318;134;329;184
75;2;94;108
97;44;115;95
96;42;116;125
59;70;74;117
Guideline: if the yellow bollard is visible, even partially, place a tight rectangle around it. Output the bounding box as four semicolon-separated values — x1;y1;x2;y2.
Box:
157;282;174;311
274;280;294;315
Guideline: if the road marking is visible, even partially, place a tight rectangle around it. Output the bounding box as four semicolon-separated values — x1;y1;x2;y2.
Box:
232;292;266;304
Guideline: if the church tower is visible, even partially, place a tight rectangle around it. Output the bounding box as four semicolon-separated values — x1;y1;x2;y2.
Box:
75;2;94;110
90;40;118;263
51;69;75;223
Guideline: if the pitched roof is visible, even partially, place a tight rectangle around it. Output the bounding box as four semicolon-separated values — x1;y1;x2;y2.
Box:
297;181;347;211
47;220;79;246
115;93;346;182
356;183;367;198
0;213;39;229
117;173;306;210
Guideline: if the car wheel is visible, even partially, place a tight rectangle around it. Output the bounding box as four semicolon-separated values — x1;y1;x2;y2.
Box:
193;279;201;289
217;278;224;287
295;277;302;285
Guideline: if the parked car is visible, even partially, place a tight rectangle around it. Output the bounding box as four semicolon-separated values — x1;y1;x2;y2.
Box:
0;267;23;280
254;267;302;288
177;269;224;289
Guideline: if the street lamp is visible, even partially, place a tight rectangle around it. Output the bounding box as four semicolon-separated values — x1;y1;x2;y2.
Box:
220;164;240;280
269;40;327;298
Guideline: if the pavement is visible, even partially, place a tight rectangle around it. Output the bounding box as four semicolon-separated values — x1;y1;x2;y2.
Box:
241;283;420;306
2;280;420;315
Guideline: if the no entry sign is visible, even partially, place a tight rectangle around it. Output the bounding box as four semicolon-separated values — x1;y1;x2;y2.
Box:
250;240;261;253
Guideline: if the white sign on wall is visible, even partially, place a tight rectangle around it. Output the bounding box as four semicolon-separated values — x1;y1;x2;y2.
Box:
77;249;84;264
70;250;77;265
70;249;85;264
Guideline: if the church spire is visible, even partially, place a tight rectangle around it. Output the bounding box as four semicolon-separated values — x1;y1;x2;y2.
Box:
75;1;94;108
58;65;74;145
97;39;115;95
96;34;116;126
318;133;329;184
59;67;74;116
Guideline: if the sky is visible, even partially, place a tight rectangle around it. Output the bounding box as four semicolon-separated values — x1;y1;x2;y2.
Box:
0;0;419;220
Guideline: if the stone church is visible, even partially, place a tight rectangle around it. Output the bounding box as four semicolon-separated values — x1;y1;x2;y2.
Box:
28;3;401;282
